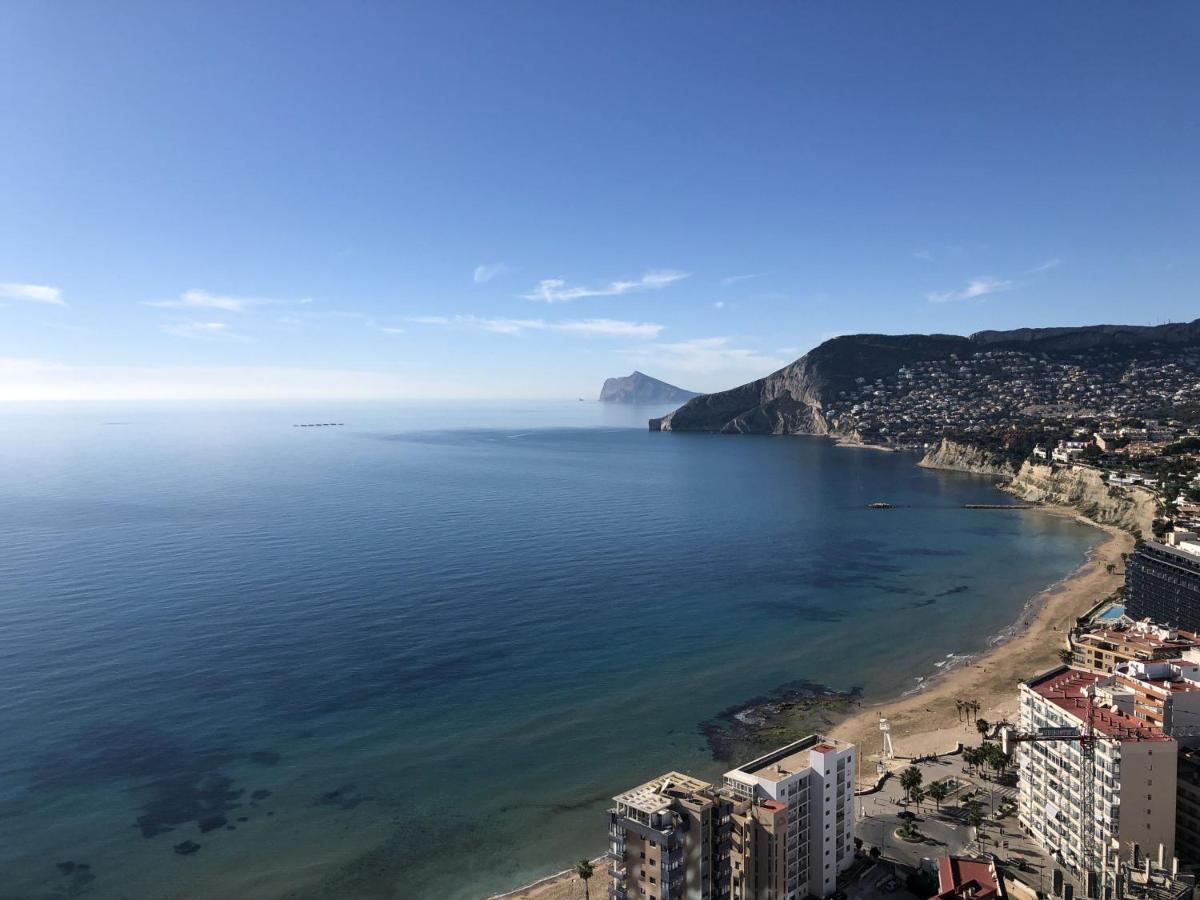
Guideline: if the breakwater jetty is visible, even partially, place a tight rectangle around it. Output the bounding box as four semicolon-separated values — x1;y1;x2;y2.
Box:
963;503;1036;510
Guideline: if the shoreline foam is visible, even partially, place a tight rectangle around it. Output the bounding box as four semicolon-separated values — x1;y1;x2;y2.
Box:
494;501;1131;900
830;504;1130;767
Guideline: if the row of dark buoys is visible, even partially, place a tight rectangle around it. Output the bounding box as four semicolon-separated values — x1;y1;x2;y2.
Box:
292;423;345;427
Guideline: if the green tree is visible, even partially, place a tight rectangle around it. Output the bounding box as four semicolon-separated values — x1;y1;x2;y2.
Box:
899;766;923;804
927;780;950;812
961;746;979;774
910;784;926;810
976;718;991;744
967;800;985;840
576;859;594;900
1057;647;1074;666
984;742;1012;779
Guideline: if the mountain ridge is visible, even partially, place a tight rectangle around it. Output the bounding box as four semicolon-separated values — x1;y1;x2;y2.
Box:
650;319;1200;438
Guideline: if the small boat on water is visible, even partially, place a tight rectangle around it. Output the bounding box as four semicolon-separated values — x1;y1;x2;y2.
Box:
866;501;895;509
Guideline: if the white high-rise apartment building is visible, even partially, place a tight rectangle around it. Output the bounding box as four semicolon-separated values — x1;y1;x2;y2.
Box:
1017;667;1177;879
721;736;856;899
606;735;856;900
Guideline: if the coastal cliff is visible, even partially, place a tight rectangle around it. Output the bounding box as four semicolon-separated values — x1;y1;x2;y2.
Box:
1004;462;1157;537
649;319;1200;436
651;333;966;433
917;438;1017;477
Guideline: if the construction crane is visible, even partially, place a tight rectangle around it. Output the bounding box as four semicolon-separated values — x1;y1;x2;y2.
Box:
1000;690;1102;898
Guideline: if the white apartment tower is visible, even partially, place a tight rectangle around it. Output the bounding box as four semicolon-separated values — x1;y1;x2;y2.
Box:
721;736;857;899
1017;667;1177;881
607;735;856;900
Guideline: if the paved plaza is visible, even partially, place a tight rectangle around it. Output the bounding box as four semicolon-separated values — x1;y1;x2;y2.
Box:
847;749;1076;899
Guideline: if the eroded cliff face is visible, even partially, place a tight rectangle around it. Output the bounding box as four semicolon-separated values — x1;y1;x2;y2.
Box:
650;356;831;434
1004;462;1157;537
650;333;967;434
917;438;1016;477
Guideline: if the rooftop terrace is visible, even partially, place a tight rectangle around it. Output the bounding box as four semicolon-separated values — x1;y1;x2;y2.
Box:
731;735;850;783
613;772;713;816
1028;667;1173;743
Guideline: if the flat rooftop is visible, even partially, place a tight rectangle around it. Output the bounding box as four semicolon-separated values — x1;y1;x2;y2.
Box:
731;735;850;783
1027;668;1173;743
614;772;712;815
1080;624;1199;653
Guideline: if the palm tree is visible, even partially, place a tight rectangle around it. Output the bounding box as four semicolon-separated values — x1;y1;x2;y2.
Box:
955;699;965;723
975;718;990;744
927;780;949;812
899;765;923;805
967;800;985;841
576;859;594;900
1057;647;1074;666
910;784;926;811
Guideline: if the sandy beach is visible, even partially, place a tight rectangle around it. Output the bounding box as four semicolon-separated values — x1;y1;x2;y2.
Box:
493;506;1131;900
831;506;1132;772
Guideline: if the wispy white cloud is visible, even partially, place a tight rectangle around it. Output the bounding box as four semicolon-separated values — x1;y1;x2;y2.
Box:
623;337;786;377
406;314;663;338
379;326;406;335
554;319;663;338
522;269;689;303
720;273;764;286
473;263;509;284
913;249;935;262
926;276;1015;304
1029;257;1062;273
0;358;497;401
0;282;65;306
146;289;310;313
405;314;543;335
161;321;254;342
712;301;726;309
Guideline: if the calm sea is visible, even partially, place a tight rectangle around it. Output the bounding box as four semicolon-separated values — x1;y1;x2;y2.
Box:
0;402;1098;899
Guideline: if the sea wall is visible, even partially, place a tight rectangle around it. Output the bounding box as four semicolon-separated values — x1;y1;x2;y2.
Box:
917;438;1016;477
1003;461;1157;537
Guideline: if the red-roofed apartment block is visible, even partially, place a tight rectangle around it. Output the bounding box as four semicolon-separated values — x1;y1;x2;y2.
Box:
933;855;1007;900
1018;666;1177;877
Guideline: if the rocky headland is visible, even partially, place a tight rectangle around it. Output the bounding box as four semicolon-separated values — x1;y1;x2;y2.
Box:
599;371;699;404
649;319;1200;435
917;437;1017;477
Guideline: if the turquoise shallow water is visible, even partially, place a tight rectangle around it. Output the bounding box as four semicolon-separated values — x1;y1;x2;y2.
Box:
0;402;1099;899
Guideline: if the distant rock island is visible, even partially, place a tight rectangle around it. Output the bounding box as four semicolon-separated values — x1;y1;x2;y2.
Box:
650;318;1200;439
599;371;701;404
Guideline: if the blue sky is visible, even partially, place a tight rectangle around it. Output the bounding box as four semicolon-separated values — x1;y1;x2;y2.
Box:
1;2;1197;400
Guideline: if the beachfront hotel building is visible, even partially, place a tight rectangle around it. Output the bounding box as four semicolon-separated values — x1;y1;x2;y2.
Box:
1017;667;1177;879
1096;658;1200;742
1072;621;1200;675
1126;541;1200;634
606;736;856;900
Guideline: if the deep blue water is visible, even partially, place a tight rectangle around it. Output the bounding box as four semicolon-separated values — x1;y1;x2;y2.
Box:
0;402;1099;899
